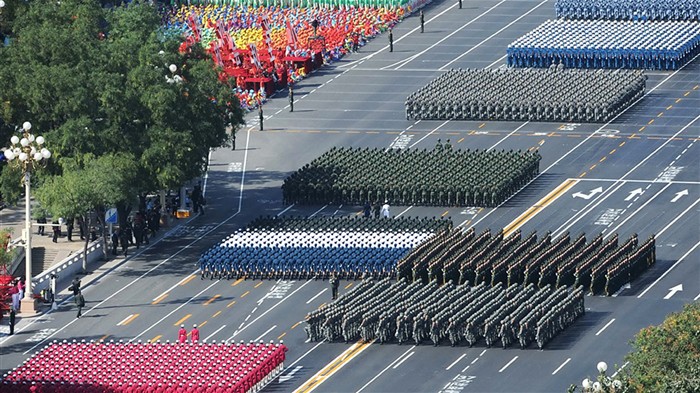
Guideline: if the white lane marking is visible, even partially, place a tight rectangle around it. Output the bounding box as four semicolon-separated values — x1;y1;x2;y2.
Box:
253;325;277;342
595;318;616;336
203;324;226;342
479;349;487;356
277;204;296;216
554;115;700;238
552;181;626;238
395;206;413;217
409;120;451;148
227;279;312;341
245;315;251;322
488;122;529;151
446;354;467;371
577;178;700;185
606;183;673;237
486;54;508;68
392;351;415;369
611;361;629;378
356;346;416;393
395;1;506;70
460;56;700;229
131;281;219;342
116;314;135;326
310;204;329;217
638;241;700;298
695;293;700;301
306;288;328;304
552;358;571;375
440;0;549;70
152;269;200;301
656;198;700;238
498;356;518;373
471;358;479;365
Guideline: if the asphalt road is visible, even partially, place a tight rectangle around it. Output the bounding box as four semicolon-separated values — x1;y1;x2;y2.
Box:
1;0;698;392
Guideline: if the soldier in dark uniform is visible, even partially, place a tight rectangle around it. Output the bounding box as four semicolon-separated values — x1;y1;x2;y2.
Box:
330;273;340;300
389;28;394;52
259;105;264;131
420;10;425;33
289;86;294;112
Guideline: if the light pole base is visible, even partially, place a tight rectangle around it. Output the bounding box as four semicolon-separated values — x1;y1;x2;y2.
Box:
20;297;39;316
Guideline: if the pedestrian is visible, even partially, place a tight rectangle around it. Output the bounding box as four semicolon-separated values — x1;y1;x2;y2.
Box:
77;217;85;240
52;220;60;243
90;227;98;242
363;201;371;218
10;284;19;311
289;86;294;112
381;200;391;218
178;324;187;343
111;229;119;255
37;216;47;236
191;183;202;214
66;218;74;242
75;290;85;318
373;201;381;218
70;276;81;296
191;324;200;343
330;273;340;300
388;28;394;52
49;273;58;305
352;31;360;52
231;132;236;151
9;308;16;335
259;105;264;131
420;10;425;33
120;228;129;257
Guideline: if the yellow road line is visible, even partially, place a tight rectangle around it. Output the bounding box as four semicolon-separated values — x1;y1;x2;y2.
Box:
366;131;380;134
231;278;245;286
667;105;673;110
294;341;374;393
344;283;353;290
579;172;587;177
307;130;322;133
203;294;221;306
291;322;301;330
152;293;168;305
198;321;208;328
212;310;222;318
589;164;597;170
503;179;578;237
327;131;341;134
347;131;361;134
441;210;449;217
174;314;192;326
619;141;626;147
647;119;654;125
149;335;161;343
227;300;237;308
254;282;264;288
457;137;465;143
278;332;287;340
609;149;616;155
684;91;690;96
676;98;682;103
479;123;486;128
118;313;140;326
180;275;196;286
387;131;400;134
657;112;664;118
241;291;250;298
99;334;110;342
599;157;607;163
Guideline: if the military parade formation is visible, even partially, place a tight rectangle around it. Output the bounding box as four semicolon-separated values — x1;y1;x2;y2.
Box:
198;216;451;280
405;68;646;122
304;277;584;349
507;19;700;70
282;145;541;207
396;229;656;296
555;0;700;21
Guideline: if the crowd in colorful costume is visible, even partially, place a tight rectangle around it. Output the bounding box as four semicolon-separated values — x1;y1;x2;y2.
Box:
161;1;425;109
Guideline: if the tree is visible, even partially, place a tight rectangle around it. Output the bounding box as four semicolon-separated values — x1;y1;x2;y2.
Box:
624;302;700;392
0;0;243;227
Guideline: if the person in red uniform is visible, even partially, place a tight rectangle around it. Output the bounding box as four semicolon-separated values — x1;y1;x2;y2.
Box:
191;324;200;343
178;325;187;344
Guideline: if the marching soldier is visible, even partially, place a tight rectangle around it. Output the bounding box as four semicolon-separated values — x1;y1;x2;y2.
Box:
289;86;294;112
420;10;425;33
389;28;394;52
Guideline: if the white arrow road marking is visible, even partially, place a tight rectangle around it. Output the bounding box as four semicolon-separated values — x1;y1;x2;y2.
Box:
664;284;683;299
279;366;303;383
671;189;689;202
572;187;603;200
625;188;644;201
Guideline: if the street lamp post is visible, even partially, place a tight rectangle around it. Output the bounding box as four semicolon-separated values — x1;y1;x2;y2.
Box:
4;121;51;315
577;361;625;393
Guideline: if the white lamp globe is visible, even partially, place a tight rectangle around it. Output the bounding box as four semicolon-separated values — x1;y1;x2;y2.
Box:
22;121;32;131
28;134;35;142
169;64;177;73
36;136;45;145
4;149;15;160
0;1;6;9
30;146;36;155
10;135;19;145
597;362;608;373
18;152;28;161
158;50;165;55
582;378;592;389
33;152;43;161
613;380;622;389
20;138;29;147
593;382;602;392
41;148;51;159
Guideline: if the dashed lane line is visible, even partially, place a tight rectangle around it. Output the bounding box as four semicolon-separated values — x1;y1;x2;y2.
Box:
173;314;192;327
552;358;571;375
595;318;616;336
117;314;139;326
294;340;376;393
498;356;518;373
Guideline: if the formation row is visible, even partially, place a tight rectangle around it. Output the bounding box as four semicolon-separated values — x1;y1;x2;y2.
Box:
2;341;287;393
507;19;700;70
397;229;656;296
198;216;452;280
282;146;541;207
405;68;645;122
555;0;700;21
304;278;584;349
